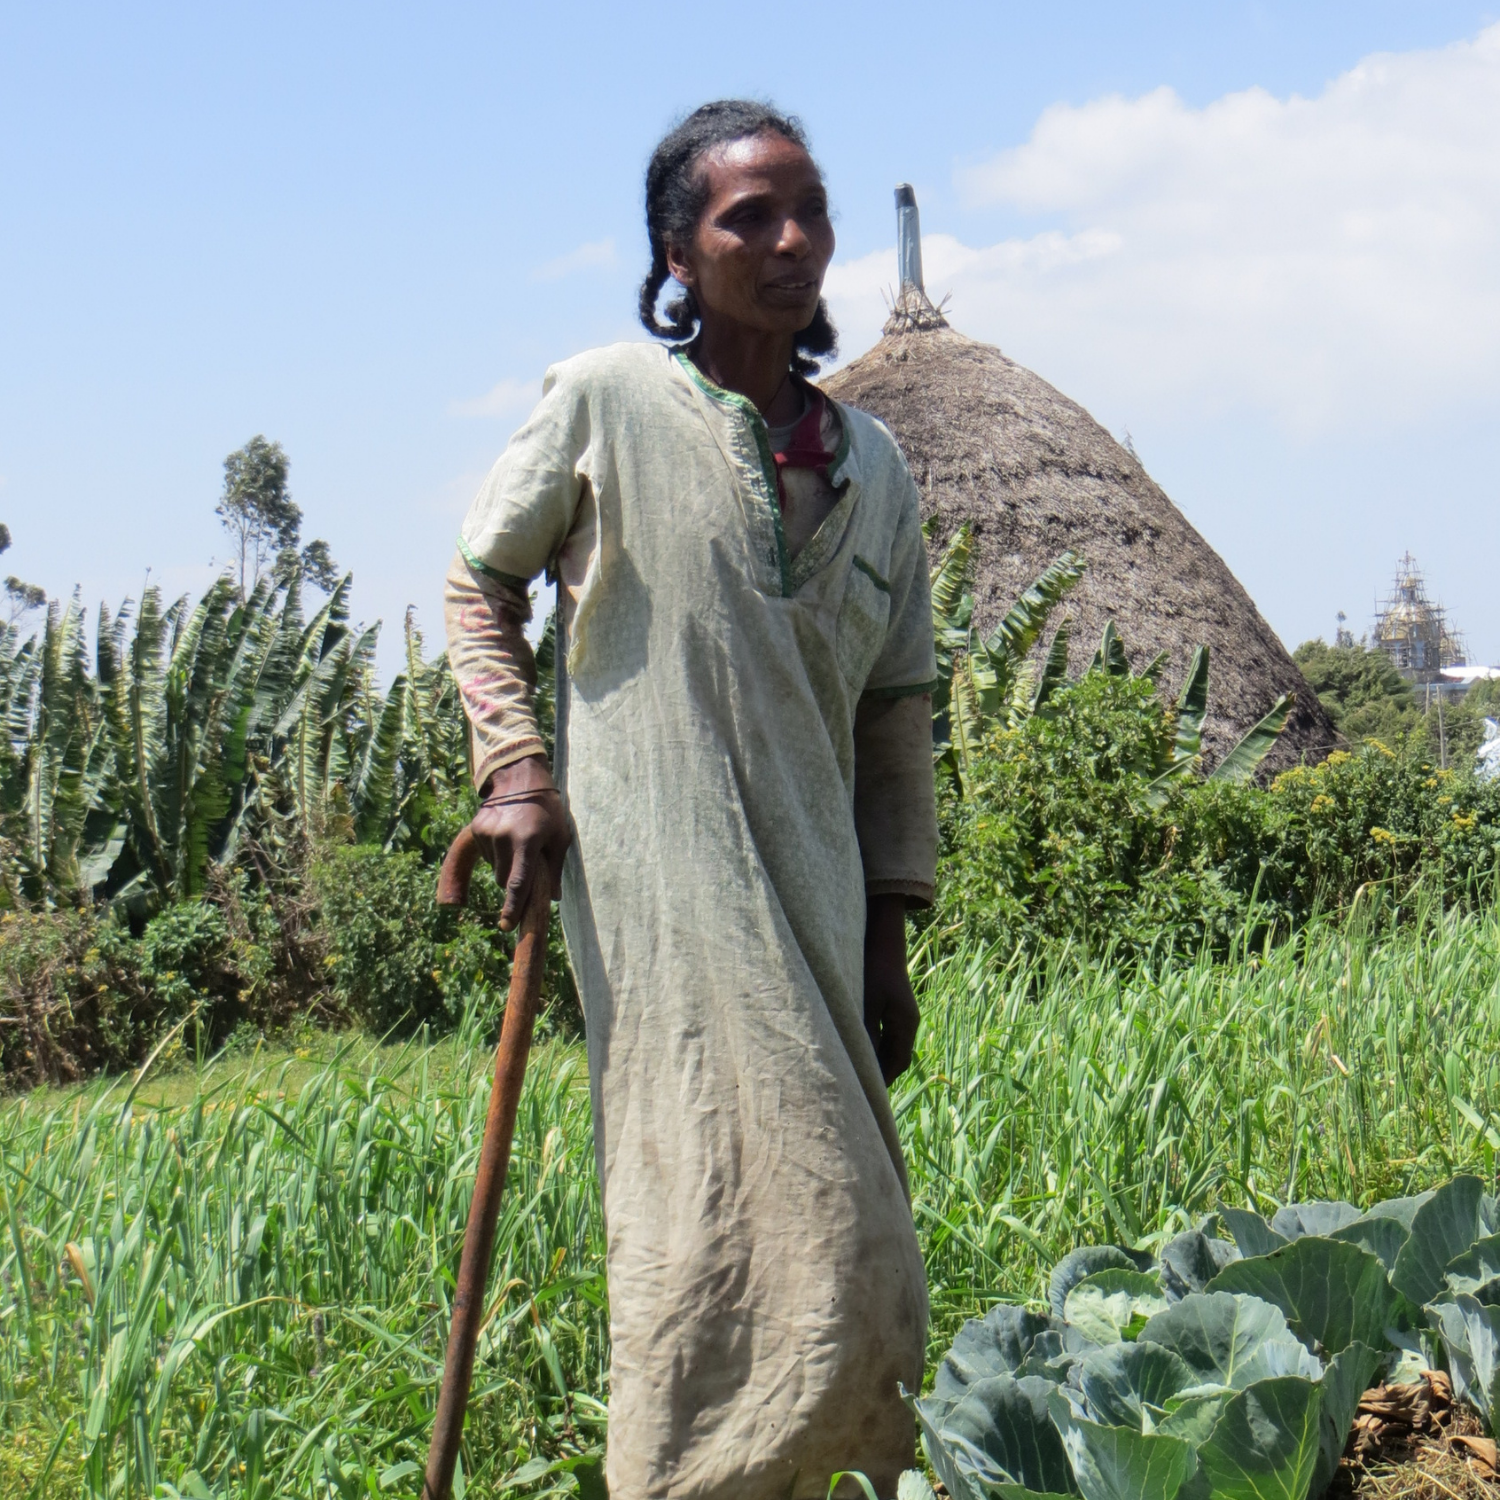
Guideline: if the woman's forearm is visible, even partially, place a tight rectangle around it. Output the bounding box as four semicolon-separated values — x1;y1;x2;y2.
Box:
443;549;547;791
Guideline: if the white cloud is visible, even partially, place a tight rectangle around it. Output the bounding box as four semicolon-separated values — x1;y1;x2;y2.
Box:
532;237;616;281
451;376;539;419
825;24;1500;435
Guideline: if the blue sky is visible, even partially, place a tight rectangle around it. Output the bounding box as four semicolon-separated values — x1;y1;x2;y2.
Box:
3;1;1497;673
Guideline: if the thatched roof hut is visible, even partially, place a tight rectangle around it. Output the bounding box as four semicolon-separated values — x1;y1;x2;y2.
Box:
823;191;1337;771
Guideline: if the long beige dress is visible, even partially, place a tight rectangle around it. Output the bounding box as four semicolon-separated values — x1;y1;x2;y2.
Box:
446;342;937;1500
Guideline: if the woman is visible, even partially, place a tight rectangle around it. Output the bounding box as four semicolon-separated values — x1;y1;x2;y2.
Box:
445;100;936;1500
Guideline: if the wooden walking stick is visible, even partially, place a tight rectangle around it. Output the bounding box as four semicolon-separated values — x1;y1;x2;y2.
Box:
423;826;551;1500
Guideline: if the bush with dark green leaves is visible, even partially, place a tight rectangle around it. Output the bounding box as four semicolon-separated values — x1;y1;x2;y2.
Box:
933;672;1259;960
311;843;510;1034
0;890;294;1084
0;907;151;1082
933;673;1500;963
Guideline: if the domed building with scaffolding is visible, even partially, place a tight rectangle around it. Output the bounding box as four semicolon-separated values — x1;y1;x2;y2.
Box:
1370;554;1468;686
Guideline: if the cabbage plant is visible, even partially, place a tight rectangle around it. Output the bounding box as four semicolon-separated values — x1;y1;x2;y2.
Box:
902;1175;1500;1500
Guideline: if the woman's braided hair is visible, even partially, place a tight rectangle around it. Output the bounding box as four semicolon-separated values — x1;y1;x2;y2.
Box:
639;100;838;376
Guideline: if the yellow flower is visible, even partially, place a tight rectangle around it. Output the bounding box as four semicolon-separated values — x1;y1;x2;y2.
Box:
1453;813;1477;831
1370;826;1397;844
1367;739;1396;759
1310;795;1334;814
1326;751;1352;766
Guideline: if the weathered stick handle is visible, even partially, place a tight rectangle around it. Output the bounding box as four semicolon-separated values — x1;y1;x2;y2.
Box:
422;874;551;1500
436;825;482;907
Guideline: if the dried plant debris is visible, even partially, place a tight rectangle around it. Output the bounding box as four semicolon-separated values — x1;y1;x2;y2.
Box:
1347;1379;1498;1499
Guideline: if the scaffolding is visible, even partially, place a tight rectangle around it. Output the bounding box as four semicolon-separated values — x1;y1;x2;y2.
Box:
1371;554;1468;684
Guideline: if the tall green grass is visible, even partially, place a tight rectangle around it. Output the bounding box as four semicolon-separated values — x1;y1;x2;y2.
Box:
0;1020;606;1499
904;894;1500;1347
3;901;1499;1497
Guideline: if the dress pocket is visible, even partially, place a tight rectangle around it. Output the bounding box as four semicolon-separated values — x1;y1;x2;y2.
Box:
836;557;892;691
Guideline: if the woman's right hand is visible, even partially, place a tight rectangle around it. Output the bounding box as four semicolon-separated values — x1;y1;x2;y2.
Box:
470;754;572;931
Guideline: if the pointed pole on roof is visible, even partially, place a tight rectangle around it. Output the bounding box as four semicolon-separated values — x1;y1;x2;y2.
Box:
896;183;924;294
884;184;948;335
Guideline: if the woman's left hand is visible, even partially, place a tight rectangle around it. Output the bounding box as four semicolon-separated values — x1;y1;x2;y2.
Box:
863;893;919;1085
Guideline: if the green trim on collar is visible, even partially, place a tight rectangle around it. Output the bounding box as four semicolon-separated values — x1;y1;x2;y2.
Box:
862;678;940;701
852;556;891;593
457;536;530;593
674;351;790;596
787;483;857;594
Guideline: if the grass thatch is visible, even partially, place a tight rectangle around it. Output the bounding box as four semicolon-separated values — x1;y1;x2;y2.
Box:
823;323;1339;771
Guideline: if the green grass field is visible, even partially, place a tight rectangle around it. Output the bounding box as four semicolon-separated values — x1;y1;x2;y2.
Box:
4;901;1499;1498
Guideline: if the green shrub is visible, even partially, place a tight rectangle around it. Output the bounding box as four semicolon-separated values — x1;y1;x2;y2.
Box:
0;907;151;1083
136;900;234;1021
312;843;513;1034
1293;636;1419;742
933;673;1265;960
1265;741;1500;911
933;673;1500;964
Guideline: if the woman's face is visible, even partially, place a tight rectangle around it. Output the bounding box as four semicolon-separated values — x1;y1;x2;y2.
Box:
666;133;835;337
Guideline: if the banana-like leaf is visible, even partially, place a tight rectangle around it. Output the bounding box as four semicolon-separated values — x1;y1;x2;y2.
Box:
1172;647;1209;767
945;655;985;798
1390;1174;1484;1308
931;524;975;629
1206;1237;1400;1356
1065;1270;1169;1346
983;551;1084;678
1089;621;1129;679
970;638;1007;718
1138;650;1170;687
1208;694;1293;784
929;525;976;724
1031;620;1073;716
1138;1293;1322;1388
1049;1390;1197;1500
353;674;408;844
1194;1376;1323;1500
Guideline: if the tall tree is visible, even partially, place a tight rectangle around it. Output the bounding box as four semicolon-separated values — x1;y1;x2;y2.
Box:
215;436;340;594
0;523;47;624
217;436;300;595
